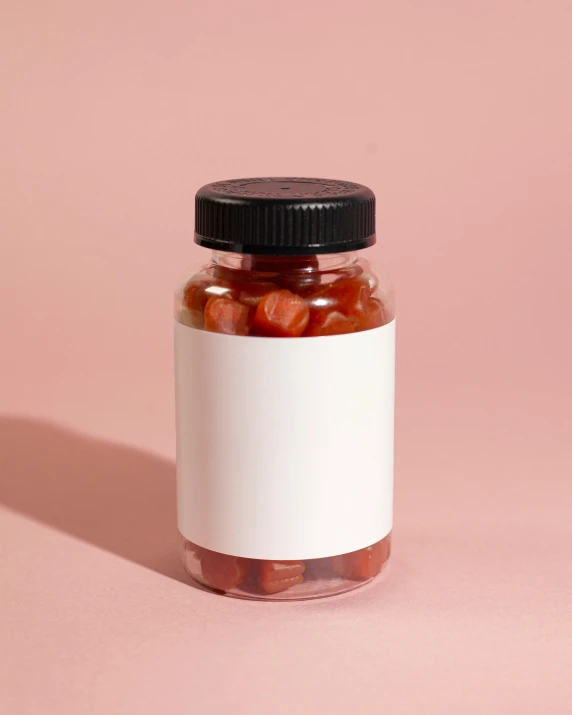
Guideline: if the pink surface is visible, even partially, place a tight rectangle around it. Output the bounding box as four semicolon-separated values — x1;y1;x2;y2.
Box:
1;1;571;713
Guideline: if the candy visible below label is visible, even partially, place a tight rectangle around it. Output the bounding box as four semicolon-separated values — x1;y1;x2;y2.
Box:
174;320;395;560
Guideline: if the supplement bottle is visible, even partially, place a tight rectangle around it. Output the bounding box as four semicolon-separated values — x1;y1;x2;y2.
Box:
175;178;395;600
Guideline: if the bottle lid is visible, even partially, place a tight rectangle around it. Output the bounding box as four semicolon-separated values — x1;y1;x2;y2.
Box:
195;177;376;255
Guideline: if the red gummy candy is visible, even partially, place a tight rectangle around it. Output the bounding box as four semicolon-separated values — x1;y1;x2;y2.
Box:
183;275;236;312
254;290;310;337
238;281;280;308
259;560;306;594
204;296;252;335
331;539;390;581
310;276;372;317
280;272;324;297
354;298;388;330
200;550;252;592
304;311;360;336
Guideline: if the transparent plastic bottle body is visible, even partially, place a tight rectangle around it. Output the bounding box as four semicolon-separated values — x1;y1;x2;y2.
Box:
175;251;394;600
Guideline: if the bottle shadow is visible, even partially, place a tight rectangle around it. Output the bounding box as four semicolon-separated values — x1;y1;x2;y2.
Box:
0;416;187;583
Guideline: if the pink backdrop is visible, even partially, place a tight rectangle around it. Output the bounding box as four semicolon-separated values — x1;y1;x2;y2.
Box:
1;1;571;713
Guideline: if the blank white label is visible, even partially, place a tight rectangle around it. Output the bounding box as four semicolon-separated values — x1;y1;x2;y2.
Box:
175;319;395;560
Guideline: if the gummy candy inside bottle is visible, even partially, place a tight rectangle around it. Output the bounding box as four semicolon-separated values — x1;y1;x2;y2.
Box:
176;251;394;600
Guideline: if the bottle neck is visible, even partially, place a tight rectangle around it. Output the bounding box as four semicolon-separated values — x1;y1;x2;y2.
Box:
212;251;358;272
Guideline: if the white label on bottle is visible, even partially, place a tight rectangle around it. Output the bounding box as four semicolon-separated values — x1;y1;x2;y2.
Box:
175;320;395;560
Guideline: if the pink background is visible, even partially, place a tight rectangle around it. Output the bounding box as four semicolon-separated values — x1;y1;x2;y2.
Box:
1;1;571;713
